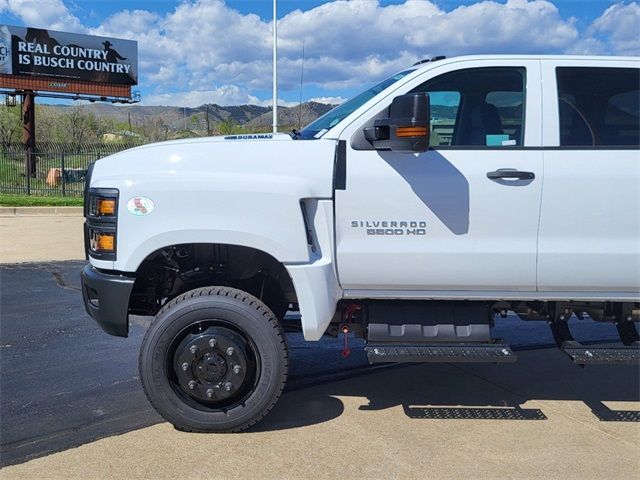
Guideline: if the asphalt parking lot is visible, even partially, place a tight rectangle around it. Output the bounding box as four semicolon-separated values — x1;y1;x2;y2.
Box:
0;214;638;479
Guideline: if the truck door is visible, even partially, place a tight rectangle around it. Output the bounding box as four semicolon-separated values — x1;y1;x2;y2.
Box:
537;61;640;296
335;61;543;295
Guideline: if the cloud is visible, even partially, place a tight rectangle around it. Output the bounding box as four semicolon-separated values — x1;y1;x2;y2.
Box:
569;2;640;56
1;0;86;32
309;96;346;105
141;85;264;107
142;85;298;107
1;0;638;107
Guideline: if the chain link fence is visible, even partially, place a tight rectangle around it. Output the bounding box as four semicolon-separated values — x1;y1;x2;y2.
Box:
0;142;142;197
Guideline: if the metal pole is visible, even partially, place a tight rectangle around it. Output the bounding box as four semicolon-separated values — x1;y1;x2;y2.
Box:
22;90;36;179
272;0;278;134
61;152;66;197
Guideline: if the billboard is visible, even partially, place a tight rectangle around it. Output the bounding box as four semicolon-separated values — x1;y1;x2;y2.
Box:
0;25;137;86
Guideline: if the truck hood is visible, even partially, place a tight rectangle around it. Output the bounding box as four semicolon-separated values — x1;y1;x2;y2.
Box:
90;134;337;200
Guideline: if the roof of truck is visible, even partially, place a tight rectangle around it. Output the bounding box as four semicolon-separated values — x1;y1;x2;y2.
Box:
412;54;639;68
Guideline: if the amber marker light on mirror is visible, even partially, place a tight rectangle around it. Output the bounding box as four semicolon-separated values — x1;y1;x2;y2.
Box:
396;126;428;137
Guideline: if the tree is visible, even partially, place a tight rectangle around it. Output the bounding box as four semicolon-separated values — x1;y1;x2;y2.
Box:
55;105;99;144
0;104;21;144
142;116;171;142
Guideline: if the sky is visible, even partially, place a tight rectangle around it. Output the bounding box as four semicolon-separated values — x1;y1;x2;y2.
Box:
0;0;639;107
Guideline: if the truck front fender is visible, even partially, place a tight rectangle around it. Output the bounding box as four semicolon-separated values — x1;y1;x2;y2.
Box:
285;200;341;340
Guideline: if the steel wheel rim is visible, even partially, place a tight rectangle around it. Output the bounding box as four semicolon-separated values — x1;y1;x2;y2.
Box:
165;319;260;412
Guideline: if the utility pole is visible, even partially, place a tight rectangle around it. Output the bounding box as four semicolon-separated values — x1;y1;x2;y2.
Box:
272;0;278;134
298;39;305;130
22;91;36;178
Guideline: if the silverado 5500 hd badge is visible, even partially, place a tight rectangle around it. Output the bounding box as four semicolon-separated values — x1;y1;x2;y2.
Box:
351;220;427;236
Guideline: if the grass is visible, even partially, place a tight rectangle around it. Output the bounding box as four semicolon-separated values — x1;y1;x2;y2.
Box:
0;194;83;207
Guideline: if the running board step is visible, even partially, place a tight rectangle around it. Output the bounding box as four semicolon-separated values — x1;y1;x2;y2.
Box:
562;343;640;365
365;343;517;364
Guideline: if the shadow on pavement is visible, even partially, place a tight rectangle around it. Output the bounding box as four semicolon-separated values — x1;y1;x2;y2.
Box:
254;348;639;432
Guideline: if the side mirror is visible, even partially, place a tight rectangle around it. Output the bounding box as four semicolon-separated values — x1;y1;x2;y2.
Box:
364;93;430;152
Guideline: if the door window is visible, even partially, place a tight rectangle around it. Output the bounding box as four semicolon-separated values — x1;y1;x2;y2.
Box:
428;91;461;146
556;67;640;147
412;67;526;147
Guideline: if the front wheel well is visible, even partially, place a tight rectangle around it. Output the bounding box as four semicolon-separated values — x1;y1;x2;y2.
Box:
128;243;297;320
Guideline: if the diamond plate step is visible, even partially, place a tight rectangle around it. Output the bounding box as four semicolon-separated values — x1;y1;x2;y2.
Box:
562;345;640;365
365;343;517;364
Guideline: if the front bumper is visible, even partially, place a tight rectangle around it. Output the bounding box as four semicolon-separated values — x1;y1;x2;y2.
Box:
81;264;135;337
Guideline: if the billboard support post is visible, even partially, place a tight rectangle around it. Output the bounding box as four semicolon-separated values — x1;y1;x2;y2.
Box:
22;90;35;179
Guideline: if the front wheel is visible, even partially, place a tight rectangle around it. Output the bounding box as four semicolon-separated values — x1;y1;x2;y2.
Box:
139;286;288;432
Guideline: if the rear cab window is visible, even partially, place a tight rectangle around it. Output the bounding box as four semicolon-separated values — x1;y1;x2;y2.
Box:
556;67;640;147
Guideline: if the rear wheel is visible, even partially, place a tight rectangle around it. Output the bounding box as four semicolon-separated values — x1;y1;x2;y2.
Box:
139;286;288;432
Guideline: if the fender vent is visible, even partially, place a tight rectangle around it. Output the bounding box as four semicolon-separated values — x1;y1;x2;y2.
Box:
299;201;316;252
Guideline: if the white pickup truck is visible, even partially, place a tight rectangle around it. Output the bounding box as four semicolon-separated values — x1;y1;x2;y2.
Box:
81;55;640;432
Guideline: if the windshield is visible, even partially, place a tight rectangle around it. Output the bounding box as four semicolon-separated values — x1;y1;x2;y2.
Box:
298;69;416;139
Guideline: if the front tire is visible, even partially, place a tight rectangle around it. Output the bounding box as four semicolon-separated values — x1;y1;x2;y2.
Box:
139;286;288;432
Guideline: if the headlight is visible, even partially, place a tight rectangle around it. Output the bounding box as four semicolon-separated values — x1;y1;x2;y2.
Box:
87;189;119;218
85;188;119;261
89;229;116;253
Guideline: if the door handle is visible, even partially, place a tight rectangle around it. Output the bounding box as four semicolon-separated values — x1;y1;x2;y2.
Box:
486;169;535;180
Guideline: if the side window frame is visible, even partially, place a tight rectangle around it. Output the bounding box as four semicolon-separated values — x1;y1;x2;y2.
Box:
556;66;640;148
411;67;527;149
541;60;639;148
341;60;542;150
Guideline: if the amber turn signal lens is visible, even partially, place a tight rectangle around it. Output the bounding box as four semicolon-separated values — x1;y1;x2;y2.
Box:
96;233;115;251
97;198;116;215
396;126;428;137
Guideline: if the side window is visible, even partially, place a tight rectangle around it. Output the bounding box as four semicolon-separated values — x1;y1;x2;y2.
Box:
412;67;525;147
429;91;461;146
486;91;524;145
556;67;640;147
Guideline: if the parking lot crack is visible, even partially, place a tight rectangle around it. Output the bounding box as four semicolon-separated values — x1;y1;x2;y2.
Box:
42;265;81;292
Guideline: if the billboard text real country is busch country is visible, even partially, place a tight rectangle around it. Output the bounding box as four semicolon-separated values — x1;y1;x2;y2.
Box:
0;25;137;85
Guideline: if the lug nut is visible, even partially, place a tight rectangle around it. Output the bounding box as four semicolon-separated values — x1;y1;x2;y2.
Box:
206;389;214;398
226;347;234;356
189;345;198;354
233;364;241;374
224;382;233;392
208;338;217;348
188;380;196;390
181;362;189;371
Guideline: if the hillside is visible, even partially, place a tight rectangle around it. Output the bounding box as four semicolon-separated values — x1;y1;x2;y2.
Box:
41;101;334;133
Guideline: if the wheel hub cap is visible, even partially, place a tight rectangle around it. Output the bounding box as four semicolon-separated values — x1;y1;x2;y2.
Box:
173;326;250;404
197;352;227;382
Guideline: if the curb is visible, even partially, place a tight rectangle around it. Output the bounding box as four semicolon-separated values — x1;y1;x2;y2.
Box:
0;206;83;216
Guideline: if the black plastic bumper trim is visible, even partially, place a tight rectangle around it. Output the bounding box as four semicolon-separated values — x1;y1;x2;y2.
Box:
81;264;135;337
